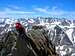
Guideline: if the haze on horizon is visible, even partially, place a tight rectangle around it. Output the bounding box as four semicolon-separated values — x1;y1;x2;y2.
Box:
0;0;75;19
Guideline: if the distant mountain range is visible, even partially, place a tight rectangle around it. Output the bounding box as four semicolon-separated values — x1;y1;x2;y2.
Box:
0;17;75;56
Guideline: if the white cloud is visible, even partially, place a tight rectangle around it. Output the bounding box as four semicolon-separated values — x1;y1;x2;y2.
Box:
11;6;20;9
0;8;35;14
52;6;57;11
0;7;35;18
0;6;75;19
34;8;47;12
34;7;64;16
8;5;21;10
34;6;75;17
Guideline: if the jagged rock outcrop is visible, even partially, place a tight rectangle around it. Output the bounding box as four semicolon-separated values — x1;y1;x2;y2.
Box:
48;25;73;46
0;24;58;56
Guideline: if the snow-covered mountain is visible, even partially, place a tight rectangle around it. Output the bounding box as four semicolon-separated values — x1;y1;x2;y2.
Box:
0;17;75;56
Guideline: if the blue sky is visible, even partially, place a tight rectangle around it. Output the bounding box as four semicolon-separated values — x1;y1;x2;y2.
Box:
0;0;75;19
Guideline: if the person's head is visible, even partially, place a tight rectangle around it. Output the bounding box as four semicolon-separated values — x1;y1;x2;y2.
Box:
15;22;26;34
15;22;22;30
